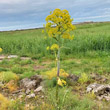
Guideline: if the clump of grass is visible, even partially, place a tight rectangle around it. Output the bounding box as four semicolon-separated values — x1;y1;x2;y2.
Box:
44;87;96;110
78;73;90;84
0;71;19;82
11;65;24;74
20;71;36;79
20;59;34;66
0;67;9;72
44;77;57;88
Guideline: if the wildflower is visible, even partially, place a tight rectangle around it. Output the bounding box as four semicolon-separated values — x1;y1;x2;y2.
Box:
45;68;69;79
0;48;2;52
57;78;63;86
50;44;59;50
61;79;66;85
46;46;50;50
45;8;75;38
57;77;67;86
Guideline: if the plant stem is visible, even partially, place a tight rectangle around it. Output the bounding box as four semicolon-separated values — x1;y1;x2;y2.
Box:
57;48;60;77
56;48;60;110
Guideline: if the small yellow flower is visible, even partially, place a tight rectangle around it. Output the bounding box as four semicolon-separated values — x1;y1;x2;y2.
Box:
61;79;66;85
50;44;59;50
0;48;2;52
57;78;63;86
46;46;50;50
57;77;66;86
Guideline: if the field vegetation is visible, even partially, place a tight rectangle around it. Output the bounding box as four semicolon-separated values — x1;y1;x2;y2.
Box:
0;22;110;110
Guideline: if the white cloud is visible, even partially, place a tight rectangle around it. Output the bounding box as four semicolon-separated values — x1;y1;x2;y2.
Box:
76;15;110;20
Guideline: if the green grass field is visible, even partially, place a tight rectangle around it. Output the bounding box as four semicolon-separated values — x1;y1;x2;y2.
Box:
0;22;110;59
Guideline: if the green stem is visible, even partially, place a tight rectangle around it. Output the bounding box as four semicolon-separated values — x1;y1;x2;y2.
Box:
57;48;60;77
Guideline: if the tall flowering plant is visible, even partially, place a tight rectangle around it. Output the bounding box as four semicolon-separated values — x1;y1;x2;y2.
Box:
44;8;75;107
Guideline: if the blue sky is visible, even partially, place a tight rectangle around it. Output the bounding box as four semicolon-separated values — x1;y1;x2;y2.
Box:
0;0;110;31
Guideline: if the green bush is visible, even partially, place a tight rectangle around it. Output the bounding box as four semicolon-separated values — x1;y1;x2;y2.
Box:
0;71;19;82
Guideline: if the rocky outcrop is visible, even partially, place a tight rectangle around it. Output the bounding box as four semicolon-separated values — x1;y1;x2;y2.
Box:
87;83;110;101
9;75;43;99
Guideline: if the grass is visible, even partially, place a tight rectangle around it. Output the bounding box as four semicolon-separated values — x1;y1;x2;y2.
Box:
0;22;110;58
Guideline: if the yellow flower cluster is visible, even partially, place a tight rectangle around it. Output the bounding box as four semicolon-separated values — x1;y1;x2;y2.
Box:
0;94;10;110
50;44;59;50
62;33;74;40
57;77;66;86
45;8;75;39
6;80;18;92
45;68;69;79
46;44;59;51
0;48;2;52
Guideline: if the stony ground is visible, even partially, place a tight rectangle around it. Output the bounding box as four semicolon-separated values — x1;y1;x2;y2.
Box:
1;55;110;110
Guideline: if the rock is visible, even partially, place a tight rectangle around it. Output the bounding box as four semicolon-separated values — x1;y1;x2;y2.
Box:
7;55;18;59
0;55;6;60
18;94;24;99
86;83;102;92
20;57;31;60
34;86;43;93
87;83;110;101
67;74;79;85
26;89;31;94
90;73;108;83
19;75;42;91
41;96;44;99
30;75;42;84
12;89;23;94
26;93;35;99
20;78;36;90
